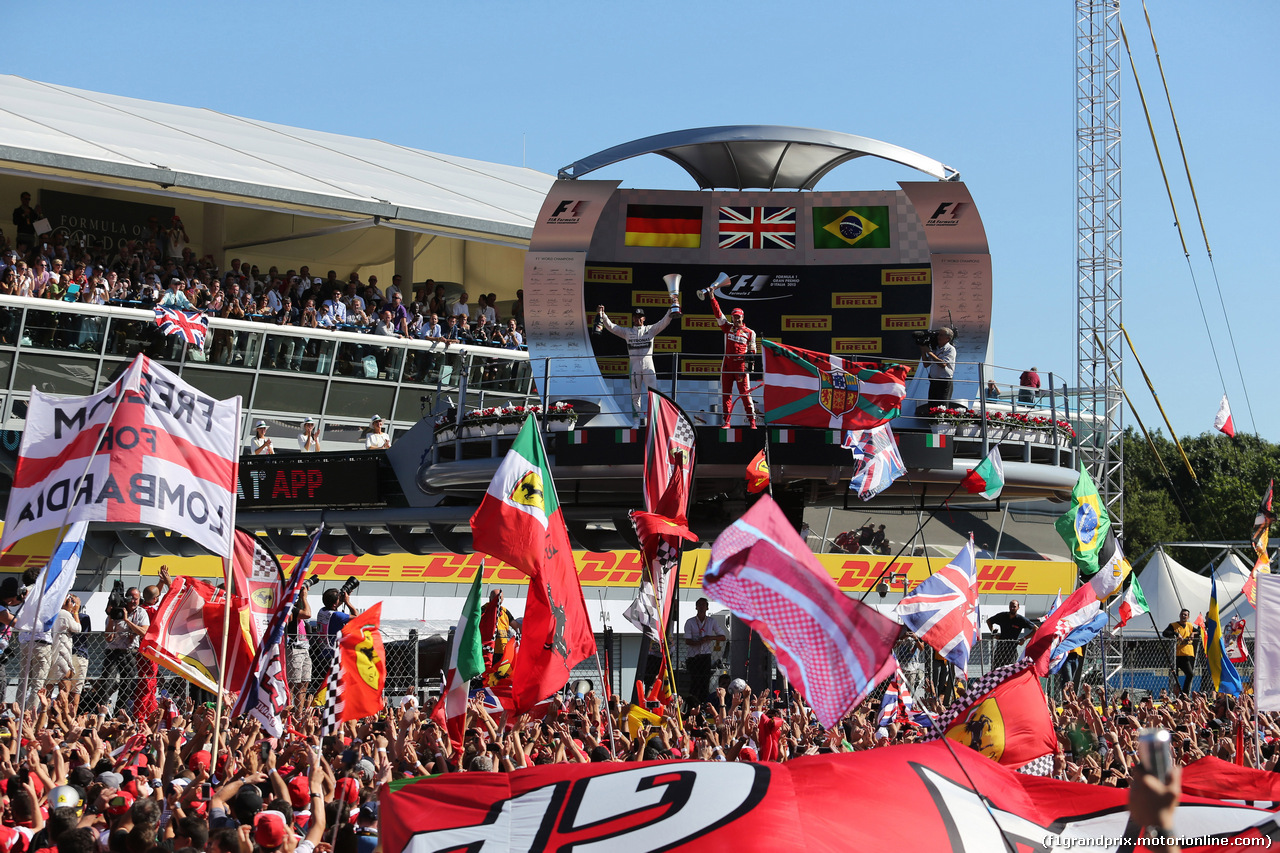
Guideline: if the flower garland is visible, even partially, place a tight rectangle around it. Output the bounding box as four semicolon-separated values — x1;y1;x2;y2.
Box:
435;402;576;431
925;406;1076;439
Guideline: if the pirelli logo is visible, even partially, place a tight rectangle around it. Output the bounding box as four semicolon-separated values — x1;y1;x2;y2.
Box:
833;337;882;354
680;359;722;376
653;337;681;353
586;266;633;284
597;358;629;375
586;312;635;328
832;292;882;309
681;316;721;332
881;314;930;330
633;291;672;307
782;315;832;332
881;268;931;286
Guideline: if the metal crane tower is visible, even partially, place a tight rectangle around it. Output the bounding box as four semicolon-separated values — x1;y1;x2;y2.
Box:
1076;0;1124;532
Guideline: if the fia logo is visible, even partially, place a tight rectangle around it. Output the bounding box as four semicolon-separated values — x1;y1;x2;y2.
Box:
546;200;588;224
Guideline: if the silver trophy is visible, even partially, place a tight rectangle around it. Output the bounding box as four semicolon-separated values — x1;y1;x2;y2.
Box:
662;273;682;314
696;272;731;300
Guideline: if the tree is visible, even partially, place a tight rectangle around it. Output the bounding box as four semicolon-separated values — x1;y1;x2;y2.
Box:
1121;428;1279;567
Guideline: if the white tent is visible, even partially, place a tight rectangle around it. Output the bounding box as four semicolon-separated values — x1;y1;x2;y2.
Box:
1125;548;1254;635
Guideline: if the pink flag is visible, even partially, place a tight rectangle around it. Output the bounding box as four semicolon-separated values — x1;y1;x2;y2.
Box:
703;495;900;726
1214;394;1235;437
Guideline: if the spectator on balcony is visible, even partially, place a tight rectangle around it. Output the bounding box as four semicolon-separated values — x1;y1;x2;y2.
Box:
316;302;337;330
252;421;274;455
31;258;53;298
452;291;472;321
418;312;443;341
1019;367;1041;405
385;274;405;303
428;281;447;317
160;278;195;310
166;216;189;261
365;415;391;449
12;191;39;248
512;288;525;326
324;289;348;324
499;319;523;350
299;417;320;452
917;326;955;416
985;379;1001;400
366;274;384;303
387;292;410;335
223;258;244;286
344;282;366;314
478;294;497;326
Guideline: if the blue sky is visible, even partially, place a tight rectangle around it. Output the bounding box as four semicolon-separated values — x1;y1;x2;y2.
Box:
5;1;1276;442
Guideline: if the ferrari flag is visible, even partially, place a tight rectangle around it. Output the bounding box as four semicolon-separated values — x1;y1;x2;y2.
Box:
761;340;910;431
704;495;899;726
140;576;253;694
337;602;387;722
0;354;240;557
471;416;596;711
381;737;1280;852
930;660;1057;769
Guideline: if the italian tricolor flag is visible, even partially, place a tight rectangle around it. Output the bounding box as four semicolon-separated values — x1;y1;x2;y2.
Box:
433;569;485;760
1117;574;1149;628
960;446;1004;500
470;416;596;711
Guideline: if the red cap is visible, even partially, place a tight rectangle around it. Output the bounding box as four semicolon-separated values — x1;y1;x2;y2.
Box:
105;791;135;817
190;750;212;773
737;746;758;762
730;308;744;316
334;777;360;805
287;775;310;810
254;812;287;849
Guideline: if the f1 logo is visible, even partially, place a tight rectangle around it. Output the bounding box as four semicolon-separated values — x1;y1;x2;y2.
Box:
929;202;964;221
550;199;586;218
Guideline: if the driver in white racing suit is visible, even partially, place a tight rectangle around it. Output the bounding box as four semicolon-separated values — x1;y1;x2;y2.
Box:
597;301;677;427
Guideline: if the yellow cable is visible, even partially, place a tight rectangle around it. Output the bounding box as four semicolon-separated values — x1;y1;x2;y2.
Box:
1116;327;1197;483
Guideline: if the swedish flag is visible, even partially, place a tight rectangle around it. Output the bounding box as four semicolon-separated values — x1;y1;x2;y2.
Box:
1206;574;1243;696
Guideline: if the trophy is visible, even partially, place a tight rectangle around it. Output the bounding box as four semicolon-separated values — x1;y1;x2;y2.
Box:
662;273;682;314
696;272;731;300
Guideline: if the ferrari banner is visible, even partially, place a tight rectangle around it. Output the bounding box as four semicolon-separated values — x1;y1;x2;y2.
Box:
381;739;1280;853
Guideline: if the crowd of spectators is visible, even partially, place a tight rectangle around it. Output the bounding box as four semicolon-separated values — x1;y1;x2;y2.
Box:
2;193;528;355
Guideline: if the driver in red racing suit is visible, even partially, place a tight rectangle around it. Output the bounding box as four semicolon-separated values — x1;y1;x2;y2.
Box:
710;295;758;429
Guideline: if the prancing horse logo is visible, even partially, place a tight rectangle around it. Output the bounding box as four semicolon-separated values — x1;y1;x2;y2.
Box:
544;583;569;660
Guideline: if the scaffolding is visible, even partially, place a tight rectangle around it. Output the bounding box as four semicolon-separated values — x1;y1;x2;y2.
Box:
1076;0;1125;533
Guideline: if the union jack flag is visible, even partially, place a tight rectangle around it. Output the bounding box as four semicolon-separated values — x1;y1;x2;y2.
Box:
875;665;915;727
895;537;980;670
718;206;797;250
154;306;209;347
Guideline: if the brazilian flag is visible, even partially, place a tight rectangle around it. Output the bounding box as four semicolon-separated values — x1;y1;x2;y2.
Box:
1054;463;1112;578
812;206;891;249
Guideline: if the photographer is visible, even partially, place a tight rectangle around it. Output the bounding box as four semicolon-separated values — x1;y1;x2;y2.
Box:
917;326;955;415
88;586;149;714
312;582;360;695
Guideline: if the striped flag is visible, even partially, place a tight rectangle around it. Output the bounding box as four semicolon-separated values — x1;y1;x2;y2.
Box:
704;495;900;726
437;569;485;760
960;446;1004;500
154;306;209;347
1116;573;1149;628
761;340;910;431
1214;394;1235;437
12;521;88;635
232;527;322;737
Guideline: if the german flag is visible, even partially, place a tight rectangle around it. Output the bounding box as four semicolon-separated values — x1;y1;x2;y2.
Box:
624;205;702;248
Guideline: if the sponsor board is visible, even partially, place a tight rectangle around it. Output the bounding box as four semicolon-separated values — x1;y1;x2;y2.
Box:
585;266;633;284
597;358;628;375
681;316;722;332
679;359;723;376
881;268;931;286
832;337;882;354
832;292;882;309
632;290;673;307
781;315;832;332
881;314;929;331
136;548;1076;595
652;337;681;353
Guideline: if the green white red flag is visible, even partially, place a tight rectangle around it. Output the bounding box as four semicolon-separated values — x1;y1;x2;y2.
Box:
960;446;1004;500
433;568;485;759
1116;573;1149;628
470;416;596;712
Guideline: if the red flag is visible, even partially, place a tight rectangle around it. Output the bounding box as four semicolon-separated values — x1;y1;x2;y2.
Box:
761;340;911;430
337;603;386;722
381;738;1280;852
704;495;899;726
745;449;770;494
1214;394;1235;437
932;660;1057;769
231;529;282;648
470;418;595;712
140;577;253;695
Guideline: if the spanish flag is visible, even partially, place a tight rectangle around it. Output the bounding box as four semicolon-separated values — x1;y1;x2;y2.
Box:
624;205;702;248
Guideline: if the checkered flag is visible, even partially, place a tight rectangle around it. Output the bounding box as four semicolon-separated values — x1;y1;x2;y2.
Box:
623;514;685;642
317;651;343;738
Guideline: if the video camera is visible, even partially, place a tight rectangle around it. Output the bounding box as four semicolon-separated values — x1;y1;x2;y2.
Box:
912;328;955;349
106;579;127;621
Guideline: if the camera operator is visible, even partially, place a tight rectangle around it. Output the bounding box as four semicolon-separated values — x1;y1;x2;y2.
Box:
92;587;149;714
916;326;955;416
312;582;360;695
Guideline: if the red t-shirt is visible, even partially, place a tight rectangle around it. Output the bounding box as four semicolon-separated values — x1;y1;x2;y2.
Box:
758;714;782;762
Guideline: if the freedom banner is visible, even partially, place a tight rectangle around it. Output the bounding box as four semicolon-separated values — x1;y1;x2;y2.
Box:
381;738;1280;853
1;354;240;557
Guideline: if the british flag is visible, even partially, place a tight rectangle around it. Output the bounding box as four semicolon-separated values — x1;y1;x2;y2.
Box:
875;665;915;727
154;306;209;347
718;206;797;249
895;537;980;670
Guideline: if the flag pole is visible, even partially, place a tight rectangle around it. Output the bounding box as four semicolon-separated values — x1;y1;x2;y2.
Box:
858;478;967;602
209;397;242;777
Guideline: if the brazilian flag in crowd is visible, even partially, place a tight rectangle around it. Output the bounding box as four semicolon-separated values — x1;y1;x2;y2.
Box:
1055;463;1111;578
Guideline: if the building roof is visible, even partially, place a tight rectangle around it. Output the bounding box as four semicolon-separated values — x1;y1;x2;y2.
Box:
558;125;960;190
0;75;555;244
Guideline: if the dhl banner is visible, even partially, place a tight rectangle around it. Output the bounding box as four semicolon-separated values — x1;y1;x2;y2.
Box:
139;549;1076;595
